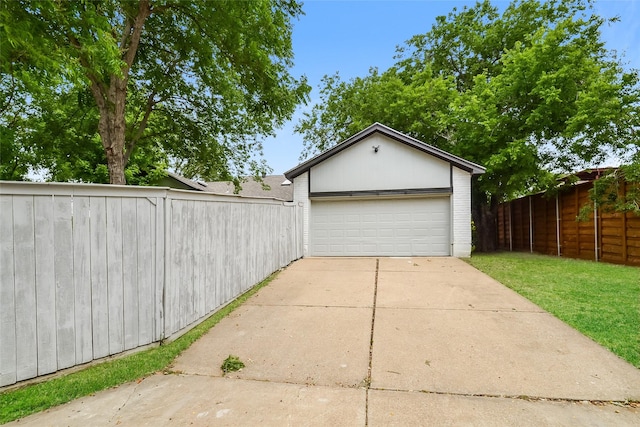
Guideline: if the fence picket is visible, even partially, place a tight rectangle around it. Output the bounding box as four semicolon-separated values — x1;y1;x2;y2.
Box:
34;196;57;375
13;196;38;381
122;198;139;350
90;196;110;359
137;198;154;346
54;196;76;370
0;195;17;386
73;196;93;364
106;198;124;355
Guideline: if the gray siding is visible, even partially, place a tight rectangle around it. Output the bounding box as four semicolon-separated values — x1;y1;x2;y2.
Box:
0;182;302;387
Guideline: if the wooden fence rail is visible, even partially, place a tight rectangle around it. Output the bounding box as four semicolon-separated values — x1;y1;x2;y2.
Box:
0;182;302;387
497;181;640;266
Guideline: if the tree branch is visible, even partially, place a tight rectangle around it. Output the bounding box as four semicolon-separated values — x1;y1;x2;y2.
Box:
119;14;133;50
0;64;16;115
121;0;151;71
124;91;157;164
66;32;109;108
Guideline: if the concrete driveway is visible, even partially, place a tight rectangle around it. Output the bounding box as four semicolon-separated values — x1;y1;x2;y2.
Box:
9;257;640;426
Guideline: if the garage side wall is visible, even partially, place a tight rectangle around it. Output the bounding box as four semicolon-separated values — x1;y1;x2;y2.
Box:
452;167;472;257
293;171;310;256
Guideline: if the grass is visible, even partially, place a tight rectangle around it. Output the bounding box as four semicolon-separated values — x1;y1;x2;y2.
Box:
466;252;640;368
0;272;278;425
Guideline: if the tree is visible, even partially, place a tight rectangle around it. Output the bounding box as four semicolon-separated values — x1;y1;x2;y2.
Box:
296;0;639;251
1;0;309;184
586;163;640;217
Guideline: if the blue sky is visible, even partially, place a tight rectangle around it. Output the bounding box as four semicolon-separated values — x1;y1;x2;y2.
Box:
262;0;640;175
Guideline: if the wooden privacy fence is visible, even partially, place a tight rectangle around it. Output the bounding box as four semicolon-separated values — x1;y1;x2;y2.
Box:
497;181;640;266
0;182;303;387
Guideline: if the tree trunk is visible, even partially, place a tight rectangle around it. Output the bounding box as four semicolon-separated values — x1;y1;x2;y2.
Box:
96;78;128;185
472;192;499;253
104;143;126;185
84;1;151;185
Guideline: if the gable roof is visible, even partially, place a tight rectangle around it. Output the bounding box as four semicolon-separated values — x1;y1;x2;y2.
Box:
285;123;486;179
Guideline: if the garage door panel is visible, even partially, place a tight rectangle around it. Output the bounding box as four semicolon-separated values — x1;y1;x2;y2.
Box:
412;228;429;237
379;228;393;238
310;198;450;256
413;243;429;252
395;243;411;252
412;212;429;221
330;215;344;223
433;228;448;237
396;213;412;222
315;213;330;223
434;211;448;220
363;213;377;223
362;229;377;238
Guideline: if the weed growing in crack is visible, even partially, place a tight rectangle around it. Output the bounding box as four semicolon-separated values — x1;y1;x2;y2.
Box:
221;355;245;375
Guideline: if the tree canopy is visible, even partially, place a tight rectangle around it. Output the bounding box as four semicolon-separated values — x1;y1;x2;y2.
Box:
295;0;639;249
1;0;310;184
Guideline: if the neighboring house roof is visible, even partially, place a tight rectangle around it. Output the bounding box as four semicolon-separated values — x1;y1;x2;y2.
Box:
158;172;293;201
548;167;619;189
162;171;209;191
285;122;486;179
567;167;617;183
204;175;293;201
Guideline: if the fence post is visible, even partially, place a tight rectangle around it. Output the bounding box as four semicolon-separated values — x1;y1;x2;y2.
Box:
529;196;533;253
574;187;580;258
621;181;628;264
593;200;599;262
508;202;513;251
555;194;561;257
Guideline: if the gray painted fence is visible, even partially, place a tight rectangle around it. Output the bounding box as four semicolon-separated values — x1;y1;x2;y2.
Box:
0;182;302;387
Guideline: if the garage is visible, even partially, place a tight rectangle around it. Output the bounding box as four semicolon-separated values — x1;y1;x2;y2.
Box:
310;197;450;256
285;123;484;258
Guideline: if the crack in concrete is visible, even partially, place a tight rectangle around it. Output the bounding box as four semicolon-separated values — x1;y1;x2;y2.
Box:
108;377;146;424
179;366;640;411
375;306;547;313
367;386;639;407
247;303;372;309
364;258;380;426
176;370;640;411
181;371;366;391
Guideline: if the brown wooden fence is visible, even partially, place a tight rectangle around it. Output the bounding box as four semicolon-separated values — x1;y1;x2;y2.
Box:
497;181;640;266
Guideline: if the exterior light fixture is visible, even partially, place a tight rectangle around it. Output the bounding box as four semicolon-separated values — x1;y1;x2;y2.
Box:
372;145;380;153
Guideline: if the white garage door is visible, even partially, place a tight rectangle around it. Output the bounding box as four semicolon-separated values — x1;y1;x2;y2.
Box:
310;197;450;256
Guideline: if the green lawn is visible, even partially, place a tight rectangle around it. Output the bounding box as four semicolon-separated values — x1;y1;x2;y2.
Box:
466;252;640;368
0;272;277;425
